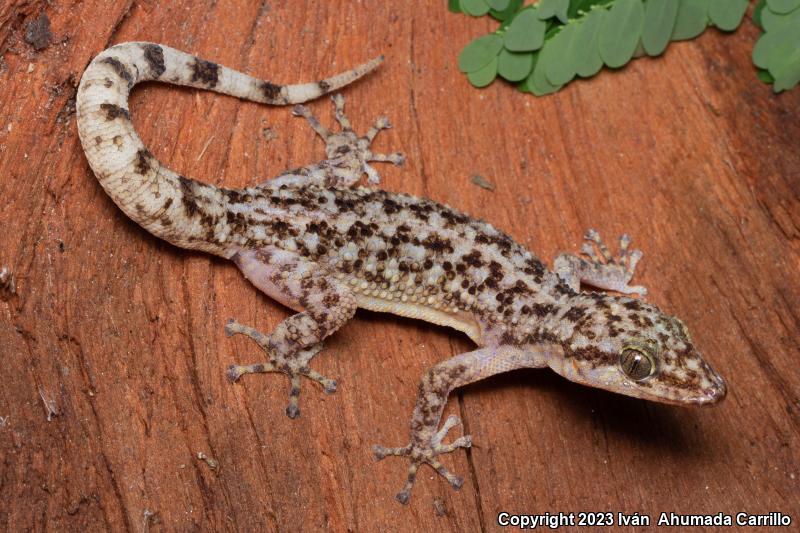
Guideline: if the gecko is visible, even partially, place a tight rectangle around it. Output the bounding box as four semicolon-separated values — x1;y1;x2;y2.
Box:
76;42;727;505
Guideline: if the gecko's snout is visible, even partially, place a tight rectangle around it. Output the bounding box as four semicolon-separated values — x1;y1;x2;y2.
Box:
692;364;727;405
701;374;727;404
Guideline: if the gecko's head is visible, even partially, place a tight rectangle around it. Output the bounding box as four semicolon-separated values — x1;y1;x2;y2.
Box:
554;296;726;406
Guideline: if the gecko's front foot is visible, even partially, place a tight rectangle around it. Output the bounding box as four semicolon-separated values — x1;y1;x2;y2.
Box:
372;415;472;504
293;94;404;185
555;229;647;296
225;319;337;419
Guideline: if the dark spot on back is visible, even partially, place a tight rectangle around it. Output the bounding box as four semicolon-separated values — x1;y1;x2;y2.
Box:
178;175;200;217
191;58;219;87
318;80;331;92
100;103;130;121
222;188;251;204
141;43;166;78
261;81;282;101
135;149;153;174
564;306;587;322
100;57;133;87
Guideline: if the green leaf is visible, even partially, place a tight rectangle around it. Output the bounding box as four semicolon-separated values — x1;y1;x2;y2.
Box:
642;0;679;56
772;52;800;92
467;56;499;87
754;21;800;91
767;0;800;14
538;0;570;23
762;4;800;32
672;0;710;41
708;0;749;31
753;22;800;71
490;0;524;21
458;34;504;72
573;8;605;77
487;0;511;10
448;0;463;13
497;48;535;81
598;0;645;68
528;49;563;95
545;23;580;86
461;0;491;17
504;8;547;51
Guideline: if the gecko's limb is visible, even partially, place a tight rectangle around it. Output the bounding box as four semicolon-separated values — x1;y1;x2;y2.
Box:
292;94;404;186
227;248;356;418
554;229;647;296
374;345;539;504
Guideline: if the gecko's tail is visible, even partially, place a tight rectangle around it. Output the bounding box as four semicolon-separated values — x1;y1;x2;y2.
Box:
131;42;383;104
76;42;381;255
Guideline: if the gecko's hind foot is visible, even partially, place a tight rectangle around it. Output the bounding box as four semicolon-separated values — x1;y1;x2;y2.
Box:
225;319;336;419
373;415;471;504
293;94;404;185
555;229;647;296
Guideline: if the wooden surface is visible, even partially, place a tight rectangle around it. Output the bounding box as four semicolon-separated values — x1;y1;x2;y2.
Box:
1;1;799;531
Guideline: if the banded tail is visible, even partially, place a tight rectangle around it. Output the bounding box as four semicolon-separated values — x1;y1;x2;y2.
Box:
76;42;382;255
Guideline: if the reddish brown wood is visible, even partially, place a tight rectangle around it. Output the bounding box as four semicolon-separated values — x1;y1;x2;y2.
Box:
1;1;798;531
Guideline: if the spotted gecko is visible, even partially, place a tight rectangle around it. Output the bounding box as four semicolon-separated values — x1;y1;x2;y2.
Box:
76;42;726;504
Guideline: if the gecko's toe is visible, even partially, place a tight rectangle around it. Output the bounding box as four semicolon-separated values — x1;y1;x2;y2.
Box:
285;403;301;419
373;433;468;503
395;490;411;505
323;379;337;394
372;445;384;461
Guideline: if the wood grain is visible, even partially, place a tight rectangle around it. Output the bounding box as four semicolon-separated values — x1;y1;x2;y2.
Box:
1;1;798;531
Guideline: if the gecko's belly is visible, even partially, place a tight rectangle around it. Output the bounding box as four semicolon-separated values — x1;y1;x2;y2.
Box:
354;295;482;344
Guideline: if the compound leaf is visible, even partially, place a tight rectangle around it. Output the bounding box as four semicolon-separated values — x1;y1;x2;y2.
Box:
528;48;563;95
762;4;800;31
672;0;710;41
753;22;799;71
467;56;499;87
708;0;749;31
458;34;504;72
546;23;580;86
767;0;800;14
772;51;800;92
487;0;511;10
497;48;535;80
461;0;491;17
599;0;645;68
574;8;606;77
538;0;570;23
504;8;547;51
642;0;679;56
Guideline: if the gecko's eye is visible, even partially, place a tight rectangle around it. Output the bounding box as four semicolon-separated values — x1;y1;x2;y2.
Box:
619;345;656;381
